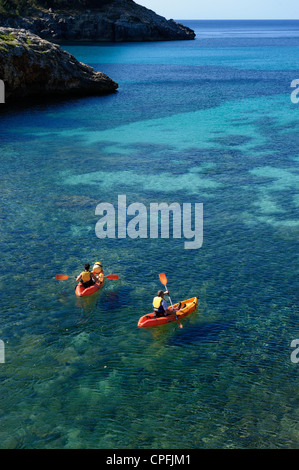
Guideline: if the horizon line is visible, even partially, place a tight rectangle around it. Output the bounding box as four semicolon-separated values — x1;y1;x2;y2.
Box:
176;18;299;21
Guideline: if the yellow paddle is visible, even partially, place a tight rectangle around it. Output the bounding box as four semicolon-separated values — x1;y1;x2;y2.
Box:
159;272;183;328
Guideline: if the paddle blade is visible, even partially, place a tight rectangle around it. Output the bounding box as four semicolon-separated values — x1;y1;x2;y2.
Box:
159;272;167;286
56;274;70;281
106;274;119;280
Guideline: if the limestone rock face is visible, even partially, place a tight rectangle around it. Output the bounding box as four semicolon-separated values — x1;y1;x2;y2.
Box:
0;1;195;42
0;27;118;101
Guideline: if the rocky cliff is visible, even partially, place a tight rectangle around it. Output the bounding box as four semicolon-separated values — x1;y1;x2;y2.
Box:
0;1;195;42
0;27;118;101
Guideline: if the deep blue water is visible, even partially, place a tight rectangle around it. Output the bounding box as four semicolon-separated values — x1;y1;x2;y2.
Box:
0;20;298;449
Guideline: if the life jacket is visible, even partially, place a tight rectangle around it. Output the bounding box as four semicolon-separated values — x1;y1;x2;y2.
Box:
153;296;165;314
81;270;91;282
93;271;104;283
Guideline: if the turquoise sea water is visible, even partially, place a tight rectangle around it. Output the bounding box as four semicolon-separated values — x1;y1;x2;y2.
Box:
0;20;298;449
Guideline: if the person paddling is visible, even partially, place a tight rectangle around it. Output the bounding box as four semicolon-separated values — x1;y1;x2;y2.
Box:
152;290;182;318
76;263;97;288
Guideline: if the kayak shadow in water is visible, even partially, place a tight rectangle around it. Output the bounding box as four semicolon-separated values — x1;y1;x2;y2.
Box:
56;291;72;304
168;319;236;347
100;286;132;312
74;286;132;315
75;288;103;313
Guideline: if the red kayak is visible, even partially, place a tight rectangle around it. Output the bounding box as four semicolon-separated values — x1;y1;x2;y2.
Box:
75;278;104;297
138;297;198;328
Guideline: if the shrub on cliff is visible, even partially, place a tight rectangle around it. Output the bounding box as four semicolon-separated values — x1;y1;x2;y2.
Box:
0;0;115;15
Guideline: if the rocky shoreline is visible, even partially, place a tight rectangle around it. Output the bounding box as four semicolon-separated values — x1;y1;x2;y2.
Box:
0;27;118;101
0;1;195;103
0;2;195;42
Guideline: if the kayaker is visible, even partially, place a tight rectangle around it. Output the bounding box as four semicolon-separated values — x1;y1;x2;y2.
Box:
92;261;104;282
153;290;182;318
76;264;97;288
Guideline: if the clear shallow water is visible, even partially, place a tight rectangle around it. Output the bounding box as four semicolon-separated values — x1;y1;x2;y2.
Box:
0;20;298;449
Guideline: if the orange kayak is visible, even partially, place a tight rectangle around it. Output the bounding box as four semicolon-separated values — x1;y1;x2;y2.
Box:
138;297;198;328
75;278;104;297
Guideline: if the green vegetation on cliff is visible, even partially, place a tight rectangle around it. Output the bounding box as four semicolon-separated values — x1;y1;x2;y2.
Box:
0;0;195;41
0;0;114;15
